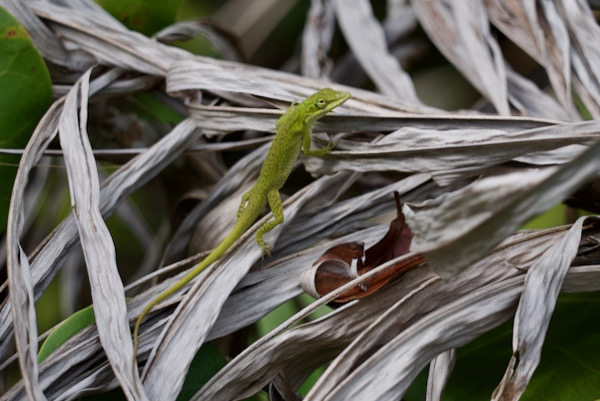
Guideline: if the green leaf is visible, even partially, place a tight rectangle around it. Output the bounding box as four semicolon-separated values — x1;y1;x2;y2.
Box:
38;305;95;363
520;292;600;401
41;302;249;400
79;342;229;401
133;92;184;125
176;342;227;401
0;6;52;233
39;301;229;399
96;0;184;36
404;291;600;400
522;203;567;229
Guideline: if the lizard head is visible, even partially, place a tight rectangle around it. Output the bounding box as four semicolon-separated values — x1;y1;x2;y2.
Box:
303;88;350;125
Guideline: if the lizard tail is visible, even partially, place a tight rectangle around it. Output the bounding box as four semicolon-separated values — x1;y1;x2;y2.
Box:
132;226;243;372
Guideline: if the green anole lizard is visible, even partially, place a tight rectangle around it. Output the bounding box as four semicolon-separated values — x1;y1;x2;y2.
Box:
132;88;350;365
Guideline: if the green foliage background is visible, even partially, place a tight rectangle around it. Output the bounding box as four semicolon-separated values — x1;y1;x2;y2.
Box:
0;6;52;233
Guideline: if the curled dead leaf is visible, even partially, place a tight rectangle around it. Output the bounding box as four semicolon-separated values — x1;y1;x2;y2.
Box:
312;192;426;303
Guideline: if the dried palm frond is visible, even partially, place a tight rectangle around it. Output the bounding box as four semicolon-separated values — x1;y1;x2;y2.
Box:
1;1;600;401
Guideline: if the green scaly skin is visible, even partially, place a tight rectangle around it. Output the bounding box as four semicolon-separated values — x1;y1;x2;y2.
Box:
132;88;350;368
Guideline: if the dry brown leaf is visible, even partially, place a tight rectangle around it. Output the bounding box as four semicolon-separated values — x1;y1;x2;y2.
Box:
312;192;425;302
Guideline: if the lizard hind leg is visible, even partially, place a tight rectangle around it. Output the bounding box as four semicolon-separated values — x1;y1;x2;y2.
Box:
256;189;284;258
237;188;254;221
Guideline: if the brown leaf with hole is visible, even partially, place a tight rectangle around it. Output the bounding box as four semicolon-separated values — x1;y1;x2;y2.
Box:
314;192;425;303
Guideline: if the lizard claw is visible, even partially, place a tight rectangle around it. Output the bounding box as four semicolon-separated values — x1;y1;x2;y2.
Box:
259;246;271;268
262;245;272;258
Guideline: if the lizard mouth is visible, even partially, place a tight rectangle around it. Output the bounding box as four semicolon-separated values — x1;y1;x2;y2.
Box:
331;92;351;108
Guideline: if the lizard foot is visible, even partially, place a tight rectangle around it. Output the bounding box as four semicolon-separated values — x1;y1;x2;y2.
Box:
259;244;271;268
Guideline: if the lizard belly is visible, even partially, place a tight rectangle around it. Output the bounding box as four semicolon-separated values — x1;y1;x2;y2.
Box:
257;134;303;190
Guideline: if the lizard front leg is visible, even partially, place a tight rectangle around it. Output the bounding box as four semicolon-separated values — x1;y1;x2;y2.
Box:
302;125;336;156
256;189;283;257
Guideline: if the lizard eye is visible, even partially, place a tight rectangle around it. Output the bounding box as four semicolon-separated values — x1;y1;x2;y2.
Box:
316;99;327;109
